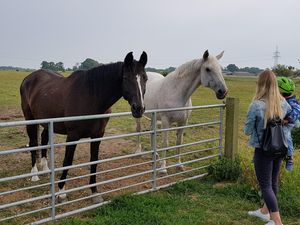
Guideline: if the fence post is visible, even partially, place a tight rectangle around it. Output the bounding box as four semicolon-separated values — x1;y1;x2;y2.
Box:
224;97;239;159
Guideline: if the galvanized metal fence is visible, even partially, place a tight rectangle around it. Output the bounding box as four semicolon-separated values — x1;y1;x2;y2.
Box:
0;104;225;224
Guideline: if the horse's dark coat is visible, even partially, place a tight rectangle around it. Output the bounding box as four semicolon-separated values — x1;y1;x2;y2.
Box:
20;52;147;199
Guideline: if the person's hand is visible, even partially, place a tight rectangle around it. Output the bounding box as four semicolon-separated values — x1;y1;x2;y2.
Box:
283;119;289;125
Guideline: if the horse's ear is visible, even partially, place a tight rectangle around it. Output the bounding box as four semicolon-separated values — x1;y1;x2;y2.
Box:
139;51;148;67
216;51;224;60
203;50;209;61
124;52;134;66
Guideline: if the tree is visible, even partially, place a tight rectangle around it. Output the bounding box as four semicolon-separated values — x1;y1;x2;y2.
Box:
41;61;65;72
272;64;294;77
55;62;65;72
226;64;239;72
79;58;100;70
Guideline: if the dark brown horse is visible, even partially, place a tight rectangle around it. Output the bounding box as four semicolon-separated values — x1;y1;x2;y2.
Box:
20;51;148;203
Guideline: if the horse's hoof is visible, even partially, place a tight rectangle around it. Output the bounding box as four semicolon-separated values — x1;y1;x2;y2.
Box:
31;176;40;182
91;195;104;204
176;165;185;172
57;195;68;203
158;168;168;175
135;148;142;154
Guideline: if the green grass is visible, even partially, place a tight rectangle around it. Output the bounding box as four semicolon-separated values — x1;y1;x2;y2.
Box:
58;179;299;225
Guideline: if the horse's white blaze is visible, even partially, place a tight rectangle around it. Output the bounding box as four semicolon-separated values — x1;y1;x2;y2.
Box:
31;164;40;181
136;74;144;107
58;187;67;199
40;157;49;171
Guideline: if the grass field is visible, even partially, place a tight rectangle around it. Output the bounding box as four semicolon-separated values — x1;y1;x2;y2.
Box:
0;70;300;225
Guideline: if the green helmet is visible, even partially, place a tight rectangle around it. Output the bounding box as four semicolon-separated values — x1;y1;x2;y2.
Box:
277;76;295;94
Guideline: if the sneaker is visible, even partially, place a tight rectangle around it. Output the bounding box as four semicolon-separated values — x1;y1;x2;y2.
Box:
265;220;284;225
265;221;275;225
286;156;293;171
248;209;270;222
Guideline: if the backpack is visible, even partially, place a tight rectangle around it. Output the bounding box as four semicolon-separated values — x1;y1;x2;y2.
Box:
257;117;288;157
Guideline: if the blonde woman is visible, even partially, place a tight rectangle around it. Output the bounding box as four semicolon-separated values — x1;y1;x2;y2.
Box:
244;70;291;225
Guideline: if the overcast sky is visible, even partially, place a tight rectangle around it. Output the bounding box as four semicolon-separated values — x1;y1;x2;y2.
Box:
0;0;299;69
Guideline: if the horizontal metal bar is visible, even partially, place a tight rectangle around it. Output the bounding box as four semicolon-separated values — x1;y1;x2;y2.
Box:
156;165;209;181
0;205;51;222
157;121;220;133
31;200;111;225
56;179;153;208
156;154;219;173
0;170;50;183
157;138;220;153
0;144;50;156
0;193;51;210
53;130;153;148
0;181;50;196
53;149;153;173
0;104;225;128
157;147;219;162
155;173;208;190
54;169;153;196
55;160;153;185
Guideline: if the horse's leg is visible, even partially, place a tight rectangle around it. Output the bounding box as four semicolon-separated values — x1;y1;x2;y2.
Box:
40;128;49;171
175;125;185;171
159;116;169;174
89;117;110;203
89;140;103;203
135;118;142;153
57;135;78;202
27;124;40;181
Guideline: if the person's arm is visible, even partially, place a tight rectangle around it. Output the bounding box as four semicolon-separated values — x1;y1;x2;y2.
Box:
285;99;300;123
244;102;257;135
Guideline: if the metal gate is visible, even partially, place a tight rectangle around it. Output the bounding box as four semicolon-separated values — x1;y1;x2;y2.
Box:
0;104;225;224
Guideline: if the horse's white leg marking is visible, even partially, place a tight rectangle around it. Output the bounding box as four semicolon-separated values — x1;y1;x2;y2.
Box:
136;75;144;108
31;163;40;181
40;157;49;171
176;127;185;171
58;186;67;200
135;118;142;154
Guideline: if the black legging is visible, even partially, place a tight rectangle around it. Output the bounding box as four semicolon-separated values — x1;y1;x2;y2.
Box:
253;148;283;213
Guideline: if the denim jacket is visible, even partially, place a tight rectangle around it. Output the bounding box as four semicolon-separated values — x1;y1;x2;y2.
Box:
244;99;291;148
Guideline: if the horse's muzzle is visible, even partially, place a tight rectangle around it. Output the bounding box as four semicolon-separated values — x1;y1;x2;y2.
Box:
131;104;145;118
216;89;228;100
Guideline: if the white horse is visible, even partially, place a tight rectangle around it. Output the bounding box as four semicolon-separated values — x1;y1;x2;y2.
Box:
136;50;228;174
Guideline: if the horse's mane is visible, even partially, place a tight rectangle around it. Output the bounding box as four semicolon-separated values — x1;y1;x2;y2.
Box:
70;62;123;96
170;59;203;78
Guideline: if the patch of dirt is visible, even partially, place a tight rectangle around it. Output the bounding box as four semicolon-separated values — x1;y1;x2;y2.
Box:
0;107;23;120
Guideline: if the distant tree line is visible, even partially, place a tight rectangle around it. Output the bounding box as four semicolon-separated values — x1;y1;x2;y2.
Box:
41;58;101;72
41;61;65;72
225;64;262;74
225;63;300;77
0;66;33;72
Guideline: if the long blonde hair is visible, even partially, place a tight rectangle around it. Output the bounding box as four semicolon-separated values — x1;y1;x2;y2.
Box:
253;70;284;127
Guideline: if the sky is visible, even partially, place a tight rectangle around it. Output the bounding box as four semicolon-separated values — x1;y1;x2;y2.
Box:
0;0;299;70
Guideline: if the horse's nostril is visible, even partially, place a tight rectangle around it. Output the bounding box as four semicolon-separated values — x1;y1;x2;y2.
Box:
217;89;223;95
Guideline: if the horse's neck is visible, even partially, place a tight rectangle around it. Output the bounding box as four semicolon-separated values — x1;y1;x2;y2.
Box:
167;59;202;102
79;65;123;112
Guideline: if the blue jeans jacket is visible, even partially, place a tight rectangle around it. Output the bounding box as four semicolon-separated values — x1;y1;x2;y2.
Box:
244;99;291;148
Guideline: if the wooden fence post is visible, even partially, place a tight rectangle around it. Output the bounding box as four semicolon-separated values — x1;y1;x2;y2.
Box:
224;97;239;159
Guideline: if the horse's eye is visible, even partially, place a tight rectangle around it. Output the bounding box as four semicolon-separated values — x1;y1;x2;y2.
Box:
206;68;211;72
